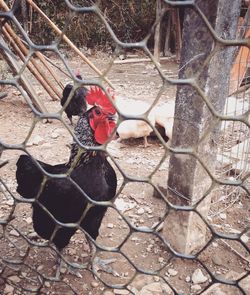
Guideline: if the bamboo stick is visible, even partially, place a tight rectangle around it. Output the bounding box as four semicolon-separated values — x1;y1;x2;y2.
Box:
0;0;62;100
20;37;72;80
114;56;174;64
35;51;64;90
3;24;60;100
0;35;48;113
37;53;72;79
26;0;114;89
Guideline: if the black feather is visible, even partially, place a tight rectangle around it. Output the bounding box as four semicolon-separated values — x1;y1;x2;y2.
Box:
61;75;88;123
16;109;117;251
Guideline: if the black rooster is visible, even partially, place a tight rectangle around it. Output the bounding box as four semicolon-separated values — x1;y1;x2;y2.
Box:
61;70;88;125
16;87;117;276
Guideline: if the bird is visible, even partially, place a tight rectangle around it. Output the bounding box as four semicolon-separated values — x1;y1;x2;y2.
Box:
60;69;88;125
115;98;156;147
154;101;175;142
16;86;117;277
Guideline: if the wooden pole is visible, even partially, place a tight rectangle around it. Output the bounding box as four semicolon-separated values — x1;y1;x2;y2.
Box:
0;35;48;113
154;0;162;62
2;24;61;100
0;0;62;100
35;51;64;90
25;0;114;89
20;36;72;80
164;9;172;56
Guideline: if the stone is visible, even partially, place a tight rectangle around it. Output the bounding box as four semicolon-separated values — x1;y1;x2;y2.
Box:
51;132;59;139
191;284;202;292
44;281;51;288
127;286;139;294
25;217;32;224
132;275;155;291
113;289;130;294
5;199;14;206
154;276;160;282
202;271;249;295
8;276;21;283
37;265;44;271
107;223;114;229
131;237;141;242
21;272;27;278
9;229;19;237
239;275;250;294
115;199;135;213
28;135;45;146
208;289;227;295
192;269;208;284
145;207;152;214
28;232;38;239
212;254;224;266
68;248;76;256
41;142;52;149
103;291;114;295
146;244;153;252
138;282;172;295
219;213;227;220
91;281;99;288
185;276;191;283
137;208;145;215
168;268;178;276
4;284;14;294
60;267;67;274
241;234;249;244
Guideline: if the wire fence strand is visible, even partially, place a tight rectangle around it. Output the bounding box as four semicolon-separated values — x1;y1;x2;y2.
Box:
0;1;249;294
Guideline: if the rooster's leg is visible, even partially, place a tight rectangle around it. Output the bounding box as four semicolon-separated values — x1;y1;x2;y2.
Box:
89;241;119;277
55;250;83;278
67;115;73;125
143;136;149;148
55;251;63;279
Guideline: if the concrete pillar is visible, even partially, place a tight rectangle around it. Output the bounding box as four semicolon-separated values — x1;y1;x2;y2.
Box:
163;0;241;254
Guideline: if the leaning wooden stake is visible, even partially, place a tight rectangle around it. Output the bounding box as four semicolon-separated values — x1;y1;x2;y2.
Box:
0;36;48;113
2;24;60;100
154;0;163;62
26;0;114;89
35;51;64;90
0;0;62;100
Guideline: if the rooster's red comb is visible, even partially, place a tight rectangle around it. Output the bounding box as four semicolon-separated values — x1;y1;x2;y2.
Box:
86;86;116;114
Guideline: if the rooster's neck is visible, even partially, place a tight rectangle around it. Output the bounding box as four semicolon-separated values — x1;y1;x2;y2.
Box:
67;111;99;167
74;112;97;147
67;144;97;168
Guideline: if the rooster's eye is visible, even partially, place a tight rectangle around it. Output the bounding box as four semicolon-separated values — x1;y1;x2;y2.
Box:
95;109;101;116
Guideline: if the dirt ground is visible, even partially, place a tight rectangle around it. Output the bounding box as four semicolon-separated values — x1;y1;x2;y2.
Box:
0;52;249;295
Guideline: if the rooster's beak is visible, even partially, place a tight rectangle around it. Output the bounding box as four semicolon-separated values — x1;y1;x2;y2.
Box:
108;114;117;122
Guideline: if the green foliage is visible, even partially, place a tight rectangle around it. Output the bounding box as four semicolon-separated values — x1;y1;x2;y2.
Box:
28;1;156;49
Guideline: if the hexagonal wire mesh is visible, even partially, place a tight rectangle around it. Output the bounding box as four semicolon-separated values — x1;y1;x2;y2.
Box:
0;0;249;294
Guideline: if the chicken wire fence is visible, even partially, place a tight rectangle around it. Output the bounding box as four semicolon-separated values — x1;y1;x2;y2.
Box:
0;0;249;295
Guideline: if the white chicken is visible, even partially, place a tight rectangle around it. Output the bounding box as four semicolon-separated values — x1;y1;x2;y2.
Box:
116;98;156;147
154;100;175;142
